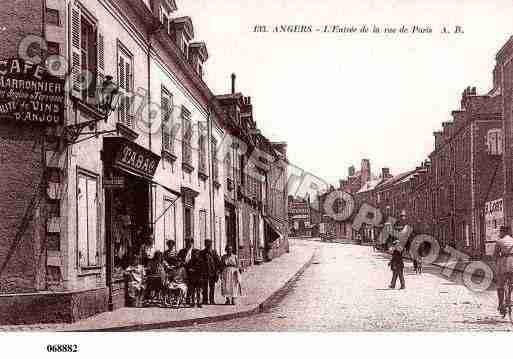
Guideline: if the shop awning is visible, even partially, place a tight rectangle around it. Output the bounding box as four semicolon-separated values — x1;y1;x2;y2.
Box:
264;216;284;242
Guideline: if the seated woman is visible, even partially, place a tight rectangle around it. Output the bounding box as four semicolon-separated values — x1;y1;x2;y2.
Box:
125;255;145;308
165;261;188;307
145;250;167;305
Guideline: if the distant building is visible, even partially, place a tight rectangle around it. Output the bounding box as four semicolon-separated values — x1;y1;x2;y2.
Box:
288;196;312;237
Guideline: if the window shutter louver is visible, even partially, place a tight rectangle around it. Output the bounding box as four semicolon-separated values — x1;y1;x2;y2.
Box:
161;93;170;150
70;4;83;100
125;62;133;127
96;30;105;110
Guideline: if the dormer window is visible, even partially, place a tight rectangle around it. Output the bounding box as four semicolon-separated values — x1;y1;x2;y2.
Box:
197;62;203;78
169;17;194;60
181;34;188;58
189;42;208;78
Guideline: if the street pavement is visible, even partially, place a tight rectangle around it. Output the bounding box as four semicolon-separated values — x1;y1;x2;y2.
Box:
163;240;513;331
0;239;314;332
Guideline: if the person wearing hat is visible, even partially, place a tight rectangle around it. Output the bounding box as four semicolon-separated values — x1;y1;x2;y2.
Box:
178;238;200;305
494;225;513;316
200;239;221;305
164;240;178;268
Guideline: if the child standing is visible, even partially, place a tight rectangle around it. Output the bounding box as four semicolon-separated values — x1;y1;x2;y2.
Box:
388;249;405;289
125;255;145;307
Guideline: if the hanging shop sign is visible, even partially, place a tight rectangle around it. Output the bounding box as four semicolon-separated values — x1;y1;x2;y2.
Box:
484;198;504;255
0;58;65;125
103;137;160;179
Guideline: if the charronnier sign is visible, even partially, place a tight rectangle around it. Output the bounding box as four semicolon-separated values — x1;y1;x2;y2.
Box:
0;58;64;124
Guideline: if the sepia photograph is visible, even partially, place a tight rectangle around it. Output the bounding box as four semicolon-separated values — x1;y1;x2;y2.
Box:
1;0;513;356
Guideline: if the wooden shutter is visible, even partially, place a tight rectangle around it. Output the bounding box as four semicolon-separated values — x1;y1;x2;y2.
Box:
96;29;105;110
77;175;88;267
161;91;170;150
86;178;98;266
70;3;82;100
125;61;133;127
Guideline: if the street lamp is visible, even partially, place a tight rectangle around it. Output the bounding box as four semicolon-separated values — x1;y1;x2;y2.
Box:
99;75;119;120
64;76;119;144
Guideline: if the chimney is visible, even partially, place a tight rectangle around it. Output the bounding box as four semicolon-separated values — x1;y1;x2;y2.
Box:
231;73;236;94
339;179;347;190
381;167;390;179
442;121;454;139
348;165;355;177
493;64;502;93
361;158;371;185
433;131;442;149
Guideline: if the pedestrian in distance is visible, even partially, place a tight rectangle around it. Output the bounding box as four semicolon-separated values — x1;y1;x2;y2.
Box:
388;249;405;289
200;239;221;305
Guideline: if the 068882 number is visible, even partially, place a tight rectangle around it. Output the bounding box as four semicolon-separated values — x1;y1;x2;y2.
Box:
46;344;78;353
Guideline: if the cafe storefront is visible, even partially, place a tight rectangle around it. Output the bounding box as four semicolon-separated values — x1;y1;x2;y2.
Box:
102;137;160;310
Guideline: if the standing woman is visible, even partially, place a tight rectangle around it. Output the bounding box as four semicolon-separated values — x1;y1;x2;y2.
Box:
221;245;242;305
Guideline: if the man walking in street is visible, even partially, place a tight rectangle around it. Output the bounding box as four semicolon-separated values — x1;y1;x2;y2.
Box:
200;239;221;305
388;249;405;289
493;225;513;316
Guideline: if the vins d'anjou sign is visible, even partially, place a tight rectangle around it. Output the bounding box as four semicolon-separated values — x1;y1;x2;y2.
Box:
0;58;64;125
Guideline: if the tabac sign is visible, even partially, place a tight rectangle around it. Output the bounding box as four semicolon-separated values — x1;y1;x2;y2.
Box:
0;58;64;125
104;138;160;179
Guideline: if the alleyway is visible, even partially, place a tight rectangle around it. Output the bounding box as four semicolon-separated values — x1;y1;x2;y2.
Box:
167;240;512;331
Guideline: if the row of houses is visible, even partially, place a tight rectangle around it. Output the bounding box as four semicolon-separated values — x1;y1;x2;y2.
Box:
316;37;513;261
0;0;288;325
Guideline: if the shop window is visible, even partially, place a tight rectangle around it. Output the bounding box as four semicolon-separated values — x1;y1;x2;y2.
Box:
118;44;134;127
77;172;99;268
70;4;104;102
46;8;60;26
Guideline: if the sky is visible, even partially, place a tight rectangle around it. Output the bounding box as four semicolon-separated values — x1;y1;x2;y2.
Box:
175;0;513;187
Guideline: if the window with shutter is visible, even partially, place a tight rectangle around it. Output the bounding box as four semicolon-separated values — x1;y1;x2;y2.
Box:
487;129;502;155
117;46;134;127
161;88;173;151
70;3;100;102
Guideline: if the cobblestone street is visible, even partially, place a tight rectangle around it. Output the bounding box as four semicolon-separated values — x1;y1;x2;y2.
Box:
168;240;513;331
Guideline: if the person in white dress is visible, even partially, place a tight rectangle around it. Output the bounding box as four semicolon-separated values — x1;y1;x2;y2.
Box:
221;245;242;305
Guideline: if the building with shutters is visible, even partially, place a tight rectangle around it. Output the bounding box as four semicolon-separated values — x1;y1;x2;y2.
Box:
0;0;228;324
0;0;291;325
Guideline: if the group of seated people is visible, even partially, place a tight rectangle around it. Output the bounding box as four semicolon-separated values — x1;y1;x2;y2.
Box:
124;238;232;308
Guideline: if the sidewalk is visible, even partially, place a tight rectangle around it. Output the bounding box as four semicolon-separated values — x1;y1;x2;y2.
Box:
0;240;315;332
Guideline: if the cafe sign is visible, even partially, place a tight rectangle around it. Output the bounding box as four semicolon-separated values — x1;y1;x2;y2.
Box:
0;58;64;125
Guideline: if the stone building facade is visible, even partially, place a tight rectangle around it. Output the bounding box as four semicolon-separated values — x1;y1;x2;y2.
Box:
0;0;289;325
